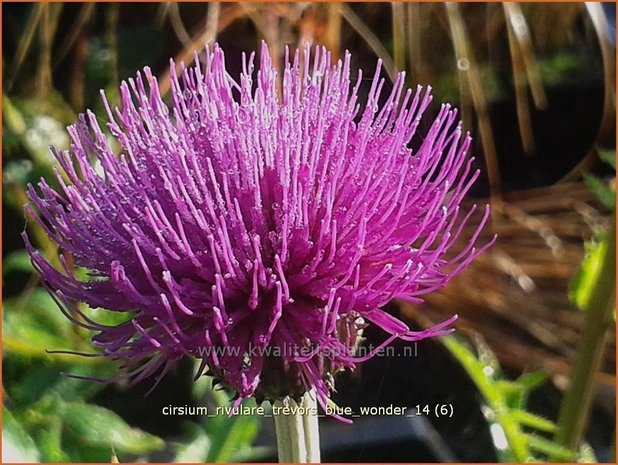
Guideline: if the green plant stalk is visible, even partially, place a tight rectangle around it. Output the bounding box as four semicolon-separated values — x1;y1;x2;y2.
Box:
273;392;320;463
554;211;616;454
440;334;528;461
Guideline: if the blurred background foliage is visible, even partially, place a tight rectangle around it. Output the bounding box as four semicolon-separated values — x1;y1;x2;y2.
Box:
2;2;616;463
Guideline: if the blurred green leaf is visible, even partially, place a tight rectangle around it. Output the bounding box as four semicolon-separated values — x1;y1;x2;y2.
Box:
174;422;211;463
569;237;608;311
83;305;134;327
205;409;259;463
527;433;576;461
8;365;63;407
18;91;76;126
2;123;22;157
599;150;616;170
495;380;525;408
12;364;112;410
3;306;74;360
515;371;549;391
4;92;74;167
3;289;83;360
3;159;34;188
537;51;585;86
511;410;556;433
584;174;615;209
63;441;126;463
583;150;615;210
3;289;116;367
434;64;503;104
201;389;260;463
440;334;561;462
2;96;28;158
2;250;34;277
63;402;164;454
6;288;69;331
46;365;114;400
38;416;70;462
192;358;215;400
2;96;27;136
2;406;41;463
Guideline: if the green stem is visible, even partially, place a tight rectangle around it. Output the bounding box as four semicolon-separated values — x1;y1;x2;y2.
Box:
553;211;616;455
273;392;320;463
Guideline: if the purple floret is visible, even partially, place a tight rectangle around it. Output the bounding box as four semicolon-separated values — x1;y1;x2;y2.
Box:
23;43;494;415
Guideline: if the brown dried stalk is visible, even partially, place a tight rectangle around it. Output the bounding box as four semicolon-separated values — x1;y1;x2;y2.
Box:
445;2;501;197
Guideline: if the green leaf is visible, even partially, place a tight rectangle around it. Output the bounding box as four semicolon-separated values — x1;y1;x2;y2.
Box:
569;238;608;311
2;406;41;462
516;371;549;391
83;305;134;327
8;365;64;407
2;289;108;363
174;423;211;463
511;409;556;433
206;412;259;463
537;51;582;86
38;416;70;462
63;441;125;463
527;433;576;461
3;306;73;360
2;96;27;136
15;364;113;410
2;250;34;277
495;380;523;395
495;380;527;409
62;402;164;454
584;174;615;209
192;359;214;400
3;159;34;190
4;289;71;335
43;366;113;401
599;150;616;169
12;92;75;166
440;335;552;462
203;394;260;463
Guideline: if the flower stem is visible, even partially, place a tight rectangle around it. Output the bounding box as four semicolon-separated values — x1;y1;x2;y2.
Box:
273;391;321;463
553;211;616;455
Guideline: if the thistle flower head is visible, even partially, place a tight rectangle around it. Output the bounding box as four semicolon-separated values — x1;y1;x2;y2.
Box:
24;43;493;415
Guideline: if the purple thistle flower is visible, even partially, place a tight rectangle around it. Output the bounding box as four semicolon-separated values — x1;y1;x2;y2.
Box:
23;43;494;416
